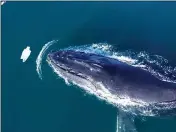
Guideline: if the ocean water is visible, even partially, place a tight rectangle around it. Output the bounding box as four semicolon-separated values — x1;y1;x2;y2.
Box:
2;1;176;132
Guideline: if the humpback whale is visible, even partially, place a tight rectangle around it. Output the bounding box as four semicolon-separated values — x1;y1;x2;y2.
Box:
47;49;176;115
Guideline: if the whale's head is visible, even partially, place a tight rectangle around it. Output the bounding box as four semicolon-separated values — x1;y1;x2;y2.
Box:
47;50;121;84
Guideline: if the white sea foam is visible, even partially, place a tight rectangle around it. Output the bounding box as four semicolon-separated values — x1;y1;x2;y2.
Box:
111;55;138;65
36;40;58;79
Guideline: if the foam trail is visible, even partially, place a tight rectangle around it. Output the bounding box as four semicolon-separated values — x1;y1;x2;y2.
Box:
36;40;58;79
116;114;119;132
117;110;137;132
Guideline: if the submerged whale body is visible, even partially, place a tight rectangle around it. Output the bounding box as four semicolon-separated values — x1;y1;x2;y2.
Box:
47;50;176;115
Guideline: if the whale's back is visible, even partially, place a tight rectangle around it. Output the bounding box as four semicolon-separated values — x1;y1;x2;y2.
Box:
102;60;176;104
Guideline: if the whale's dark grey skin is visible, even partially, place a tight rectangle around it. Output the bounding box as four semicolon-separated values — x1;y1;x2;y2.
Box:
47;50;176;110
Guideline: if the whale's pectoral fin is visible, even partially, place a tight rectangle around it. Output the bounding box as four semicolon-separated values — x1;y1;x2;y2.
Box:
116;110;137;132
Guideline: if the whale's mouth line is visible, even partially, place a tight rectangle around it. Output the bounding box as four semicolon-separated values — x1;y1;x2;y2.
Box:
47;55;88;80
47;56;109;95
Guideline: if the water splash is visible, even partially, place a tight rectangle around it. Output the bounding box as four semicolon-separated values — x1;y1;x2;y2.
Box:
116;110;137;132
36;40;58;79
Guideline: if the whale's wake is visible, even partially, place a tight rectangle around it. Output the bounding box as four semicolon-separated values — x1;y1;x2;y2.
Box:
36;40;176;132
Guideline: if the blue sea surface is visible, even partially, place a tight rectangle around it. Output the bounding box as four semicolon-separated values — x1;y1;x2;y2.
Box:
2;2;176;132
